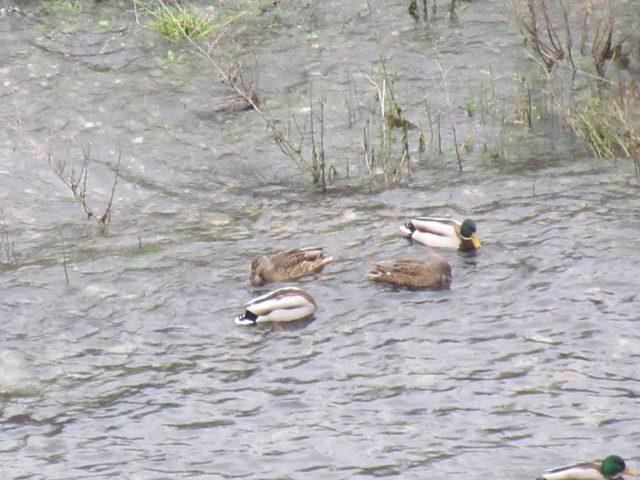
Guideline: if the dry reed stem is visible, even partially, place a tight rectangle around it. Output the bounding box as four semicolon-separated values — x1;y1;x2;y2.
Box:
0;209;15;264
49;147;120;230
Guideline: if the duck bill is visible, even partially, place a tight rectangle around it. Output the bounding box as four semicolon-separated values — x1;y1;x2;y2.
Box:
471;233;481;249
624;467;638;476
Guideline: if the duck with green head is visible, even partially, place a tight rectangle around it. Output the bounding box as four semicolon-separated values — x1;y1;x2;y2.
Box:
537;455;638;480
400;217;481;251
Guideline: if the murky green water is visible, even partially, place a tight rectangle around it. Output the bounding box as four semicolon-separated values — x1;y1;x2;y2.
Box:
1;1;639;478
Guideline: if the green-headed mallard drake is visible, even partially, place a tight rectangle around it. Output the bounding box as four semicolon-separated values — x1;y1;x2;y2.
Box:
537;455;638;480
235;287;316;325
250;247;333;285
400;217;481;251
366;259;452;289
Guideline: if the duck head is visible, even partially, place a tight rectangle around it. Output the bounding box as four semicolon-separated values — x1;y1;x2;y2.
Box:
460;218;481;249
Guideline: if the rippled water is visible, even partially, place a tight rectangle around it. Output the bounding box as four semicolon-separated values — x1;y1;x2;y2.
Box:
1;1;639;479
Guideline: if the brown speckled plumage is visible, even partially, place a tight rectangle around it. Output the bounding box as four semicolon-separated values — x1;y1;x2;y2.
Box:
367;259;452;289
250;248;333;285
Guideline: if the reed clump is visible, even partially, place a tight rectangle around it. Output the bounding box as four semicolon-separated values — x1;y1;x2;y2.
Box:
512;0;640;171
569;89;640;164
361;58;414;184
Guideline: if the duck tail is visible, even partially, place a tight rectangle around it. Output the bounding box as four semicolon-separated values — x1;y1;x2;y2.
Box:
366;269;382;281
234;309;258;326
320;256;334;267
366;263;388;281
399;221;415;238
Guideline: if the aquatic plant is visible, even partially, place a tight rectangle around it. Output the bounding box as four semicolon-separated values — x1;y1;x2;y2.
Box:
146;0;215;40
567;90;640;164
49;146;121;232
0;209;15;265
408;0;458;21
308;90;327;190
33;0;81;16
148;1;338;190
361;57;413;184
512;0;620;75
510;0;640;172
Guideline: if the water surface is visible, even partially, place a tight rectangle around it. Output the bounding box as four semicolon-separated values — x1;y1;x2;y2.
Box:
1;1;639;479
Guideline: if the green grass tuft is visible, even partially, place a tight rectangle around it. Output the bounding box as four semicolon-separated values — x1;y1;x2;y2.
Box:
572;93;635;158
150;2;215;40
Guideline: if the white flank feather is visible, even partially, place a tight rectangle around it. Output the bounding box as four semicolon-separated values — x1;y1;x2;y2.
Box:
540;466;605;480
248;294;310;315
411;230;460;249
256;303;315;323
411;218;460;237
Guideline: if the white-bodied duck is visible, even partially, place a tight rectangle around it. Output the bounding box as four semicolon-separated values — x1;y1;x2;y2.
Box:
235;287;316;326
400;217;481;251
537;455;638;480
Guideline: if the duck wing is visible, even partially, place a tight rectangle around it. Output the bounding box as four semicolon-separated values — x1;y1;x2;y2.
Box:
539;462;603;480
273;248;330;268
410;217;461;237
368;260;451;287
245;287;315;315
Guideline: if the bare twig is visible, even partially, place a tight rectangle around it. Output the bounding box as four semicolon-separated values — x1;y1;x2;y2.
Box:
49;147;121;231
437;113;442;154
514;0;618;76
579;0;592;54
0;209;15;265
452;124;463;171
61;233;69;286
409;0;419;20
101;146;121;226
319;93;326;190
180;19;313;173
558;0;576;70
449;0;458;19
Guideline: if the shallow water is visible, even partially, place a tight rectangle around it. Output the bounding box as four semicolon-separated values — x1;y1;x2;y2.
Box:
1;1;639;479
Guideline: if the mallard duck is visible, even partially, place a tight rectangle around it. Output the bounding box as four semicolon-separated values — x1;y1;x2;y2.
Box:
235;287;316;325
250;247;333;285
537;455;638;480
400;217;481;251
367;259;452;289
